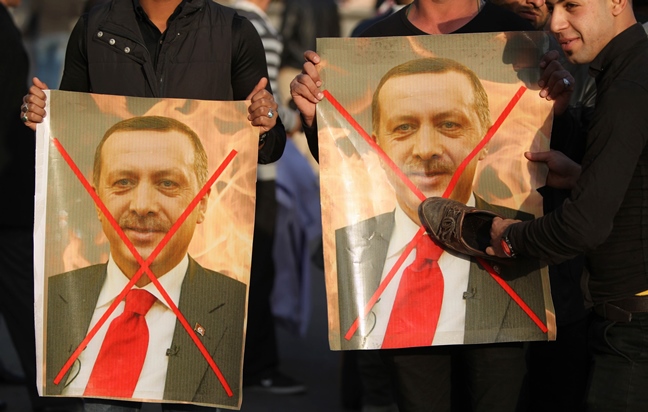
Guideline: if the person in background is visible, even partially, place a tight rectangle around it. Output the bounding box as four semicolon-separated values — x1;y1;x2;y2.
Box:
289;1;575;411
1;0;83;411
20;0;286;410
351;0;413;37
487;0;648;410
232;0;305;395
279;0;340;72
490;1;594;410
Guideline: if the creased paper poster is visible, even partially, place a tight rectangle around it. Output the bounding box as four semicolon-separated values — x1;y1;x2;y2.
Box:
317;33;557;351
34;91;258;409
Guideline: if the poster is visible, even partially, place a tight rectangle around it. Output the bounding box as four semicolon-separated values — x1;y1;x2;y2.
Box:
317;33;557;350
34;91;258;409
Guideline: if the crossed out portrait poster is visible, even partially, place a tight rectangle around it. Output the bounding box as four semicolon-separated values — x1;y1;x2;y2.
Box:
317;33;557;351
33;91;258;409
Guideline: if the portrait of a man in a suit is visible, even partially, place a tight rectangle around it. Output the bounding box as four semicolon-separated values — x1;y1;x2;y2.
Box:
336;58;547;350
45;116;246;407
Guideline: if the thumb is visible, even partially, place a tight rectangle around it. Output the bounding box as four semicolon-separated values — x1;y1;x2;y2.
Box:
33;76;49;90
246;77;268;101
524;150;552;163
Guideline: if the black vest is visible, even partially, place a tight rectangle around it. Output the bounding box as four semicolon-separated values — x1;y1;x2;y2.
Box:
85;0;236;100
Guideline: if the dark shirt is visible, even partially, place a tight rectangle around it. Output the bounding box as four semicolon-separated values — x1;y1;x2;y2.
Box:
303;2;533;161
132;0;183;71
360;2;533;37
509;24;648;304
0;5;36;229
62;0;263;100
350;6;398;38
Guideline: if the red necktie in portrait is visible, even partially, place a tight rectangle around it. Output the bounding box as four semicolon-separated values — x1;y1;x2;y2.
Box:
84;289;157;397
382;235;444;349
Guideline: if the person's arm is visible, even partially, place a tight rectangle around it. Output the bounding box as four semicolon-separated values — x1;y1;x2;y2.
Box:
231;15;285;164
59;15;90;92
524;150;582;190
21;15;89;131
289;50;323;162
491;85;648;264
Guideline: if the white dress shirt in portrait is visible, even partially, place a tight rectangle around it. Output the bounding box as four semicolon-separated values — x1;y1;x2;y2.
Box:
63;255;188;400
363;196;475;349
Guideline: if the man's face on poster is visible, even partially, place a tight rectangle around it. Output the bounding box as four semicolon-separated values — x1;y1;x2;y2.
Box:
373;70;488;222
94;129;209;280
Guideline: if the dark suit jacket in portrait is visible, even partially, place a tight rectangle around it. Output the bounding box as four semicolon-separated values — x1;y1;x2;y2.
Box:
336;196;547;349
45;256;246;407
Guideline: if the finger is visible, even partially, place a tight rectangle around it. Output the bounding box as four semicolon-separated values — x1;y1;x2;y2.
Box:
524;151;552;163
538;54;564;89
539;50;560;69
248;108;278;131
249;115;277;130
248;98;278;120
489;217;501;238
21;110;44;131
302;61;322;88
544;75;574;100
290;73;323;103
26;86;47;105
33;76;49;91
539;64;573;99
246;77;269;101
247;93;275;113
485;246;496;256
303;50;320;65
23;100;47;118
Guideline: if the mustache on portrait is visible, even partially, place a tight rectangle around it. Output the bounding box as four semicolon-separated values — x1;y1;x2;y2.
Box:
402;159;457;177
119;213;170;233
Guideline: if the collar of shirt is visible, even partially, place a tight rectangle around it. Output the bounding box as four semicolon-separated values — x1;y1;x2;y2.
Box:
132;0;189;70
589;23;647;81
133;0;188;28
385;194;476;261
96;255;189;312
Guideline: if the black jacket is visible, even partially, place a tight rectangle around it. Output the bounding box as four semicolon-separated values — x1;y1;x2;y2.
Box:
0;5;36;229
60;0;285;163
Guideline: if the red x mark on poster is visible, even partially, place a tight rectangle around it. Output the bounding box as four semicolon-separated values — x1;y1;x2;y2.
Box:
51;138;238;396
322;87;548;342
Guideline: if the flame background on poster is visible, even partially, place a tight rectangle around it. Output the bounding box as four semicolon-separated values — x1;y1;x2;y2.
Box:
33;91;259;401
39;91;258;282
316;33;556;348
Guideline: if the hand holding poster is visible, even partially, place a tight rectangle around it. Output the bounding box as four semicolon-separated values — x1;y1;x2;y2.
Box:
316;33;556;350
34;91;258;409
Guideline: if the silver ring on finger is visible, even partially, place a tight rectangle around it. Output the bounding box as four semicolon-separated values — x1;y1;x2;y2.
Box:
21;103;28;113
562;78;572;89
267;108;274;119
21;113;28;123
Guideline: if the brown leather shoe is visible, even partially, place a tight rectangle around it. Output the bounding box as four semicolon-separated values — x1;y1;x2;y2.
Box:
418;197;501;260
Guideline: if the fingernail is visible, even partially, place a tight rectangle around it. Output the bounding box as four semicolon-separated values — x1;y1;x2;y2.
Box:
316;81;322;87
317;93;324;100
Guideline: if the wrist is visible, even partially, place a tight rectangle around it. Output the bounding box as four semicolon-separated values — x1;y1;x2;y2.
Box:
259;132;268;147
